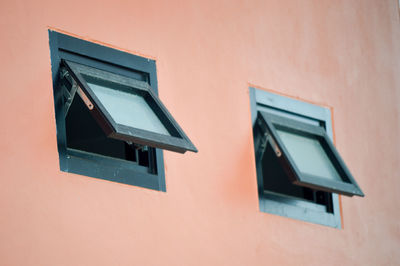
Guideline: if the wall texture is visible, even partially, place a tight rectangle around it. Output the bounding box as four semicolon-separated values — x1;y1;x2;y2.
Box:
1;0;399;265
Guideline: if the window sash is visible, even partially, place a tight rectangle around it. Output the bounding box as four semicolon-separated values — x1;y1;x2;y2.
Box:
256;111;364;197
62;59;197;153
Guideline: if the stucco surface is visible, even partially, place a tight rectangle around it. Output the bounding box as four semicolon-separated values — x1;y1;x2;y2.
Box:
0;0;399;265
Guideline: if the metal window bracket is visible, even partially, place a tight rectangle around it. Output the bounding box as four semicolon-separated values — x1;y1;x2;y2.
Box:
76;85;94;111
267;134;282;157
255;131;282;165
258;129;282;159
60;67;94;117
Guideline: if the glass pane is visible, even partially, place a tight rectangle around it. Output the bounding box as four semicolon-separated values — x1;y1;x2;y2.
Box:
276;129;342;182
87;82;170;136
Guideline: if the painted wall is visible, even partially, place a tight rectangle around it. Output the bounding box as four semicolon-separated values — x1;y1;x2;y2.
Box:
1;0;400;265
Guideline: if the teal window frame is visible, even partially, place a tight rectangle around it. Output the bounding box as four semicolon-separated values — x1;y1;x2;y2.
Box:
250;87;342;228
49;31;170;191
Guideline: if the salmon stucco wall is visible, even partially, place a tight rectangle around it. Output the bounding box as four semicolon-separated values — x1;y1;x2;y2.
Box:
1;0;400;265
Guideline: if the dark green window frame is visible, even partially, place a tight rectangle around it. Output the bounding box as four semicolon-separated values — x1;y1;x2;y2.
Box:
49;31;196;191
249;87;350;228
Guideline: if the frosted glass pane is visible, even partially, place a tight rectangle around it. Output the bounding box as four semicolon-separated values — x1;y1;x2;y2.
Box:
276;129;342;182
87;82;170;136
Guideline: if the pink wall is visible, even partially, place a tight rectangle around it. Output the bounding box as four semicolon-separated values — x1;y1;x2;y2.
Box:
1;0;400;265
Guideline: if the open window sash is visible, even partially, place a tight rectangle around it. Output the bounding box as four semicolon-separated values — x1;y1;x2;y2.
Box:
62;59;197;154
255;111;364;197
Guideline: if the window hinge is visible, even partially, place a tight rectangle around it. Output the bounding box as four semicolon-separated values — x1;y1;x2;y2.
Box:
60;68;78;117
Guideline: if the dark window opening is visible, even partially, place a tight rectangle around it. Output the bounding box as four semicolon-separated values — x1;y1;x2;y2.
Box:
261;142;333;213
65;92;154;168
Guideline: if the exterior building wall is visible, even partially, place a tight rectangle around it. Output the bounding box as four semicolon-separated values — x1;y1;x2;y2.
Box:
0;0;399;265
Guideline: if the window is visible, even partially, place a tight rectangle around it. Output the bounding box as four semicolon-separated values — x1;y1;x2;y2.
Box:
49;31;197;191
250;87;364;227
62;60;197;153
255;112;363;197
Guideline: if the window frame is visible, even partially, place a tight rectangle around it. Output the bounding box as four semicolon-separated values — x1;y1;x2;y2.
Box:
256;111;364;197
49;30;167;191
250;87;342;228
62;59;197;153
